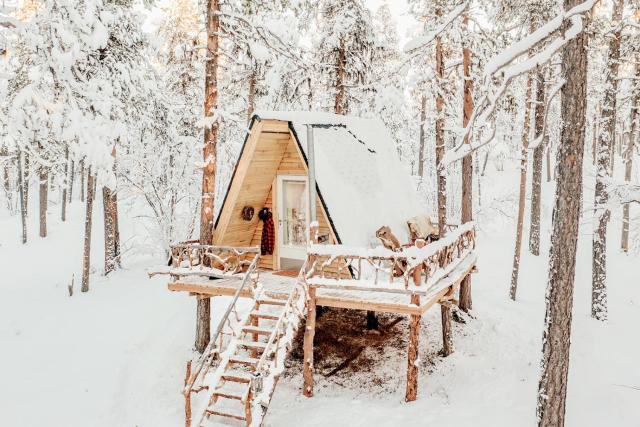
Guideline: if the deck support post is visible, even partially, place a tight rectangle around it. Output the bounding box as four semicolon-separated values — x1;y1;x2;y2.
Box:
405;294;421;402
459;275;472;312
440;301;453;356
303;286;317;397
184;361;192;427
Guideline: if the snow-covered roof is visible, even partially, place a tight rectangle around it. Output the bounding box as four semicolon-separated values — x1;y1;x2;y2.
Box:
254;111;425;247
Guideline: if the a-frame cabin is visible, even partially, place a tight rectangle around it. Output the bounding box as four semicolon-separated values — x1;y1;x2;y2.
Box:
157;112;478;426
212;111;425;271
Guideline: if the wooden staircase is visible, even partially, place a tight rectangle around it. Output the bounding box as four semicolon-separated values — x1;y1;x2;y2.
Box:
194;286;304;427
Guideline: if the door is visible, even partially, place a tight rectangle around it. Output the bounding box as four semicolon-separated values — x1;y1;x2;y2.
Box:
276;175;309;269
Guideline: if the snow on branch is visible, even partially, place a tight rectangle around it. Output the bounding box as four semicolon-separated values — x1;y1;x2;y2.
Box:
607;179;640;205
528;78;565;150
441;0;597;166
0;12;20;30
403;2;469;54
215;11;306;66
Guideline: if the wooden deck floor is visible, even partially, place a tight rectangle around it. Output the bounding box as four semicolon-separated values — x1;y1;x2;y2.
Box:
168;270;299;300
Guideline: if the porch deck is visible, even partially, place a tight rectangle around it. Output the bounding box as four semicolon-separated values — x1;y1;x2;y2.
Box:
167;270;300;300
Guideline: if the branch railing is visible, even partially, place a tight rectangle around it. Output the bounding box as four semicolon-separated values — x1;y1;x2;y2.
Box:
183;252;261;396
169;242;260;276
303;223;476;289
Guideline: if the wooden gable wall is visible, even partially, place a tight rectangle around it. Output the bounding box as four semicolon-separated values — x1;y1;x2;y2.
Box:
214;119;337;270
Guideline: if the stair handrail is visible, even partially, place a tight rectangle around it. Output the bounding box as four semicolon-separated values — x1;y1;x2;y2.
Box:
183;252;261;395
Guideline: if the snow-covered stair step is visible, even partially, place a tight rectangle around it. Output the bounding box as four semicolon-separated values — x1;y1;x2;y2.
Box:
257;297;287;306
228;355;260;368
249;310;279;320
221;369;253;383
212;384;250;402
200;420;233;427
205;407;246;422
241;325;274;336
237;340;267;351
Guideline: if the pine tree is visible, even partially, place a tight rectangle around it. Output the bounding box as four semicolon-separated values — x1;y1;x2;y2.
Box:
536;1;592;424
314;0;377;115
592;0;624;321
621;57;640;251
90;0;155;275
371;2;409;155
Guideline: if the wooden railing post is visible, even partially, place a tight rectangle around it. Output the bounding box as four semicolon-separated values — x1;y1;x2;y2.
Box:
303;286;317;397
412;239;426;286
405;294;420;402
245;386;253;425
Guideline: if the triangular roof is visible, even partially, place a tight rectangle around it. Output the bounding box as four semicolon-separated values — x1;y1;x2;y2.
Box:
216;111;425;247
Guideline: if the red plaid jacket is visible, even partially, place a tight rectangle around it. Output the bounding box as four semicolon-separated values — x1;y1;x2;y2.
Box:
261;214;275;255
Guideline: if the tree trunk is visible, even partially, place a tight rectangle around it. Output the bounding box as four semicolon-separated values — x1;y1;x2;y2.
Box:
529;69;546;256
418;94;427;178
610;130;616;175
61;146;69;222
621;62;639;252
435;10;446;235
303;287;317;397
195;0;220;354
103;186;116;275
82;169;95;293
247;64;256;123
80;157;85;203
459;13;473;312
18;151;27;244
592;0;623;322
546;143;552;183
475;152;482;208
509;72;534;301
39;167;48;238
591;116;597;165
440;302;453;356
536;2;590;424
334;38;347;115
405;294;421;401
103;146;121;275
23;152;30;214
68;159;75;203
1;148;11;210
112;191;120;267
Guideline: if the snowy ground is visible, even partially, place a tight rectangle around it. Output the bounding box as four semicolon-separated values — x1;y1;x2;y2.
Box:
1;162;639;426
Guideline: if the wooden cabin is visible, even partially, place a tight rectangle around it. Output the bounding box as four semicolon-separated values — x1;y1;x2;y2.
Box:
212;111;426;271
160;112;478;425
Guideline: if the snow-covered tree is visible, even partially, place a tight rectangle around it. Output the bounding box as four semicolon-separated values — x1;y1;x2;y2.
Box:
123;0;203;253
313;0;377;115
